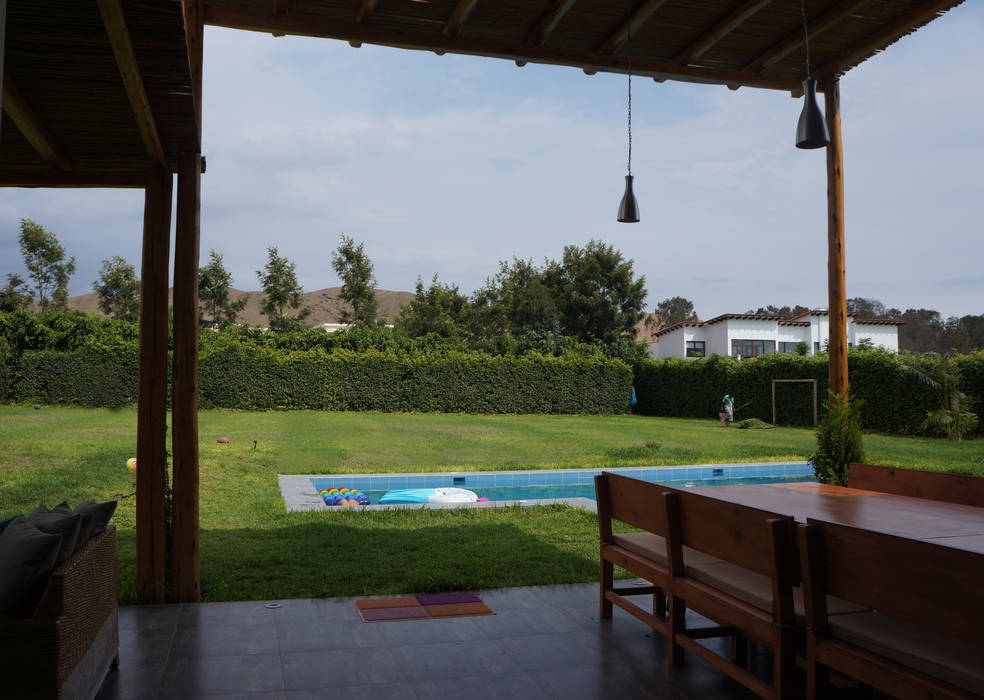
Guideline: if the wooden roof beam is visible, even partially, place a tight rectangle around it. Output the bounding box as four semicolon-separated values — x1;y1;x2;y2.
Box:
743;0;871;74
2;74;71;171
443;0;479;39
274;0;289;17
674;0;773;65
356;0;377;24
816;0;962;79
204;5;802;92
97;0;167;166
526;0;577;47
0;170;145;188
597;0;671;56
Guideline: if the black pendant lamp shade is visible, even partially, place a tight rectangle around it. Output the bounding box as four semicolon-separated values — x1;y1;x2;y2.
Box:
796;79;830;149
618;175;639;223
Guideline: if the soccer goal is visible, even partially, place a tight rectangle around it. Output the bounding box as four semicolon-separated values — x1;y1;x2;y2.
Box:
771;379;818;426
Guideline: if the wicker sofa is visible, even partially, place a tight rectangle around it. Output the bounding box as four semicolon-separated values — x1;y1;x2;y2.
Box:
0;526;119;700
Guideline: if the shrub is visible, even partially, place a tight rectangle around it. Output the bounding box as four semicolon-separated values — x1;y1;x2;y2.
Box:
809;392;864;485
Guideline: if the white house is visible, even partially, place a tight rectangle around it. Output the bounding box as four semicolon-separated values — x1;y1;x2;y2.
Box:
647;309;903;360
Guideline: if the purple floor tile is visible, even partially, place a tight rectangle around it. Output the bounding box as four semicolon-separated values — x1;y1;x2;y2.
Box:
415;593;482;606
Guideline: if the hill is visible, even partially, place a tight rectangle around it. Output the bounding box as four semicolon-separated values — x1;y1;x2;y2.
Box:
63;287;415;326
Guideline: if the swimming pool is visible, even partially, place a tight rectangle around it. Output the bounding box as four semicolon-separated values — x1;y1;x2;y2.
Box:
280;462;816;511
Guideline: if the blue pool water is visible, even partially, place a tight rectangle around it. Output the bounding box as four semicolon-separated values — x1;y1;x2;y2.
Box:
309;462;816;505
357;475;815;504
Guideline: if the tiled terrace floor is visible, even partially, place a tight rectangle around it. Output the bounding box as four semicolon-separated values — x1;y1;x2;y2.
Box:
96;582;773;700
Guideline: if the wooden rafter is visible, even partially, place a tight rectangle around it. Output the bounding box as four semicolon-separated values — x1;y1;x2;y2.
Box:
816;0;960;79
526;0;577;47
674;0;773;65
204;5;800;91
356;0;377;23
273;0;289;16
743;0;871;74
2;74;71;170
97;0;167;166
182;0;204;138
596;0;671;56
443;0;479;38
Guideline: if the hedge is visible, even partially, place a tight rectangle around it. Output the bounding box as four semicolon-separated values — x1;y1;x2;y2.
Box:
633;350;983;435
12;339;633;414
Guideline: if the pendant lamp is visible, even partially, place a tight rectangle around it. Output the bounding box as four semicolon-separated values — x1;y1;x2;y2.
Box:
617;21;639;222
795;0;830;149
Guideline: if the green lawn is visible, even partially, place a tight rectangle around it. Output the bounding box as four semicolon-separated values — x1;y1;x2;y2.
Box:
1;406;980;603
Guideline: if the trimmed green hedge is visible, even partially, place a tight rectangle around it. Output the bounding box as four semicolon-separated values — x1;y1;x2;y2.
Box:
632;350;983;435
15;342;140;409
12;339;632;414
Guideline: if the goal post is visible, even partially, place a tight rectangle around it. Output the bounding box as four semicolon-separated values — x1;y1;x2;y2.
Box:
771;379;818;427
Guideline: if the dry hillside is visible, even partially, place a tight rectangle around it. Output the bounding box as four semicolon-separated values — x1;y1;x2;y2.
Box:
63;287;414;326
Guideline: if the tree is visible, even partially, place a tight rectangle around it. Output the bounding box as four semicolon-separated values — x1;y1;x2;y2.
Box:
654;296;698;327
331;234;378;325
899;308;944;353
396;275;472;339
901;353;979;441
18;218;76;311
846;297;894;319
0;274;32;312
256;247;311;331
748;304;810;318
199;250;247;327
93;256;140;322
472;258;559;339
542;240;647;344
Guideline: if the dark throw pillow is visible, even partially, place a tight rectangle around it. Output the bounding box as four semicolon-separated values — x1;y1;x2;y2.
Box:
27;505;84;566
0;517;63;618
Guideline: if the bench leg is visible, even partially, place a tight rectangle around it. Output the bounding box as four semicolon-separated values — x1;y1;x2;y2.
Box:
600;559;613;619
731;634;748;669
654;589;666;618
668;595;686;668
774;627;796;700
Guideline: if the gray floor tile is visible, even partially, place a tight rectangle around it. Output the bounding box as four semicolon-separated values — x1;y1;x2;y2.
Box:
271;597;363;624
171;622;280;657
528;663;671;700
281;647;407;690
179;601;290;628
194;694;287;700
286;683;418;700
495;632;607;671
159;653;284;698
118;604;183;632
413;671;551;700
276;619;386;653
389;639;523;682
377;616;487;646
466;606;583;639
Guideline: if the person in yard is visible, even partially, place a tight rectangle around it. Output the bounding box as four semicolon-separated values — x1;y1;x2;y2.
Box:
721;393;735;427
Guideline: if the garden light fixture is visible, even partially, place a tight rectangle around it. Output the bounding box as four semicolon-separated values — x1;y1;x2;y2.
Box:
796;0;830;149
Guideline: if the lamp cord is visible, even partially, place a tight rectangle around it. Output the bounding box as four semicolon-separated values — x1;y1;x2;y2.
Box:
627;19;632;176
801;0;811;78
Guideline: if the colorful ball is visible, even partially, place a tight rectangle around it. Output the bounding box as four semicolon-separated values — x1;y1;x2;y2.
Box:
126;457;137;471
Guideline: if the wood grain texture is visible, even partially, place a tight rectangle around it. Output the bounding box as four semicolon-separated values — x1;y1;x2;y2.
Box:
848;462;984;507
2;73;70;170
824;76;848;400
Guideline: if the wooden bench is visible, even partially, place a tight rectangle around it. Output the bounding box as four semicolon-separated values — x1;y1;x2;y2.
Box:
798;519;984;699
848;462;984;507
662;488;801;700
595;472;675;642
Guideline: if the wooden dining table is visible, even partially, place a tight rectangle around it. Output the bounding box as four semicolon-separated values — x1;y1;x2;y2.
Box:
687;481;984;555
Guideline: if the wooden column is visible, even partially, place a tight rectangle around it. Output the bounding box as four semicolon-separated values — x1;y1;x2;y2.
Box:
136;167;172;603
172;153;201;602
822;76;848;400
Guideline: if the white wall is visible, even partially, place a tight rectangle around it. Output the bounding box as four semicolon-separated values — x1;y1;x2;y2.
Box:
654;327;687;359
724;319;780;355
851;324;900;352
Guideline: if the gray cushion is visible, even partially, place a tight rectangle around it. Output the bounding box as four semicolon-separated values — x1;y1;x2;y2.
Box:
0;517;63;618
28;505;83;565
73;500;117;534
830;611;984;696
51;501;96;545
685;560;869;621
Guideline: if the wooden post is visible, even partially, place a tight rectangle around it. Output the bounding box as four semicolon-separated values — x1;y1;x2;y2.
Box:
0;0;6;140
823;76;848;401
171;152;201;602
136;167;172;603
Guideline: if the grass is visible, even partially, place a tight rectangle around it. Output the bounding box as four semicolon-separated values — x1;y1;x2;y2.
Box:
1;406;980;603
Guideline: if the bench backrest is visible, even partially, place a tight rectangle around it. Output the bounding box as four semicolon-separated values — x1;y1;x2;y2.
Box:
665;489;794;577
800;518;984;645
595;472;670;536
848;462;984;507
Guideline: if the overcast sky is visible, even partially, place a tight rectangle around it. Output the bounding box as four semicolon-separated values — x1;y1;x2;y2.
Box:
2;4;982;319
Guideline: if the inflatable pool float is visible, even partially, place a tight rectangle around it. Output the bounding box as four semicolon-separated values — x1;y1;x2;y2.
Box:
379;487;484;505
319;487;370;506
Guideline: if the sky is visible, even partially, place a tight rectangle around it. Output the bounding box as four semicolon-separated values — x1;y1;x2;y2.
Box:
2;4;982;319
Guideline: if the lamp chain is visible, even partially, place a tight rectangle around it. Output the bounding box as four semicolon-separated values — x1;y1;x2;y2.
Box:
627;19;632;176
801;0;811;78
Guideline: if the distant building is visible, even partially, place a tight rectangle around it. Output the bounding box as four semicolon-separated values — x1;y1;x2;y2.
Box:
647;309;903;360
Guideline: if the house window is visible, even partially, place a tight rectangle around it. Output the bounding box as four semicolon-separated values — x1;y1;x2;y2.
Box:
814;342;820;354
731;339;775;358
778;342;800;354
686;341;705;358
